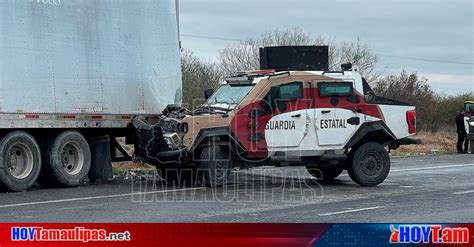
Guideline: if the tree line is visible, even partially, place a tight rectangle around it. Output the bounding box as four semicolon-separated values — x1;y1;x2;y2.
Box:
181;27;473;132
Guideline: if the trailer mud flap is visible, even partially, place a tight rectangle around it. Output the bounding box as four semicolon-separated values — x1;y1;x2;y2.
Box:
89;135;113;181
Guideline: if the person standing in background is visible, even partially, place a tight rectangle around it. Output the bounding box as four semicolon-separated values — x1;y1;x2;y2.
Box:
455;110;469;153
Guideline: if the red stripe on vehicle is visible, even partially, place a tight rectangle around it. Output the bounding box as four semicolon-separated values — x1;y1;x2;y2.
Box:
25;114;39;119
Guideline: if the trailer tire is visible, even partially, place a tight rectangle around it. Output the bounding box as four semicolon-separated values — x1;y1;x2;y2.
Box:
197;146;232;188
0;131;41;192
347;142;390;186
306;167;344;181
42;131;91;187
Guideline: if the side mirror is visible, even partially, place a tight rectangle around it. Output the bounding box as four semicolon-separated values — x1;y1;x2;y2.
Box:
204;89;214;100
364;91;376;104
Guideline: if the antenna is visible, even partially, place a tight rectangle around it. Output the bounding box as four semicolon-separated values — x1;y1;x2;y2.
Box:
175;0;181;48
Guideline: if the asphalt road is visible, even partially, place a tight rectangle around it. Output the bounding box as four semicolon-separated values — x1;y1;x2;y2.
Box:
0;154;473;223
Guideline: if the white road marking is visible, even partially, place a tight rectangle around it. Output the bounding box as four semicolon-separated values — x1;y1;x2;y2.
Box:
340;163;474;177
390;163;474;172
453;190;474;195
318;206;384;216
0;187;205;209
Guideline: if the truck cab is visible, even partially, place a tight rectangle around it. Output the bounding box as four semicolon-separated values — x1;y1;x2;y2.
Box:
134;46;418;187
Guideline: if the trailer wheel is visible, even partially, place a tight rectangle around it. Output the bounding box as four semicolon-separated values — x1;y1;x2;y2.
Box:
347;142;390;186
0;131;41;191
197;146;232;187
306;167;344;181
42;131;91;187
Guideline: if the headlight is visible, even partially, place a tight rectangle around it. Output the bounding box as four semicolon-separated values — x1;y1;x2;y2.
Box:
163;133;180;150
469;121;474;127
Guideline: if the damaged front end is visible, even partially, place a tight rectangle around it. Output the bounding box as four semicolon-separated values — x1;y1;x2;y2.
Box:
133;105;190;165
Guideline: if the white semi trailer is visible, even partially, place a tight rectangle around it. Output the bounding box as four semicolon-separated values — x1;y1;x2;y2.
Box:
0;0;182;191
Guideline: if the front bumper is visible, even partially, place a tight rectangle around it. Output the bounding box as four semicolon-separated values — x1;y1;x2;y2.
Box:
154;148;189;163
133;118;189;164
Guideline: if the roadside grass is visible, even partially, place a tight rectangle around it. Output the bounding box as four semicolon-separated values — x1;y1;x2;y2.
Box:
112;166;124;176
112;138;155;176
391;130;457;156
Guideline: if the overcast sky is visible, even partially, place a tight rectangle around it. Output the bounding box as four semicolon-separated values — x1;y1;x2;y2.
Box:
179;0;473;95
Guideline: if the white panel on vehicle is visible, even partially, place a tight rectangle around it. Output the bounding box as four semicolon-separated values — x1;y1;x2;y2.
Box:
378;105;414;139
314;108;359;146
265;110;308;148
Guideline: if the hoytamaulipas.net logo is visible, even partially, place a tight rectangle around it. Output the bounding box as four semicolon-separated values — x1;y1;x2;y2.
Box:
11;226;131;242
390;225;469;244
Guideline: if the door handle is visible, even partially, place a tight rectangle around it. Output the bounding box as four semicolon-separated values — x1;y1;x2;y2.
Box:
321;110;331;114
291;114;302;118
347;117;360;125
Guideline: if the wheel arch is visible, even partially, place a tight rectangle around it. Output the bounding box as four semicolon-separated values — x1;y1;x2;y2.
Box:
192;127;244;154
345;121;397;150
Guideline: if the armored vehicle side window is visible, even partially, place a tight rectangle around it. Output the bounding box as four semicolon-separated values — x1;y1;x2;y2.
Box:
280;82;303;100
318;82;353;97
465;103;474;113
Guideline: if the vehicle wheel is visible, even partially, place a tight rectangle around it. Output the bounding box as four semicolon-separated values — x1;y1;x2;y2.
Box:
306;167;344;181
347;142;390;186
470;140;474;154
158;165;196;186
197;146;232;187
42;131;91;187
0;131;41;191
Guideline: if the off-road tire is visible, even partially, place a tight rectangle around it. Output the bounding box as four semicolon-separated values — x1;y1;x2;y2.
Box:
306;167;344;181
347;142;390;186
0;131;41;192
41;131;91;187
197;146;232;187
